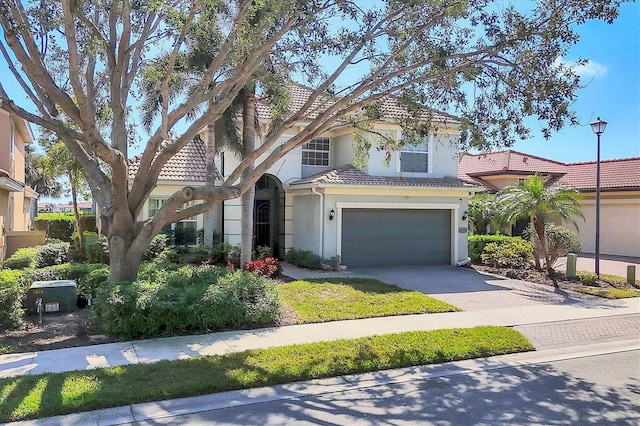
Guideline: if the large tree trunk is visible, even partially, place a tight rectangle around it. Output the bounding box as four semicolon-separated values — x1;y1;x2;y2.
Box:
203;123;217;248
107;223;152;283
240;84;256;268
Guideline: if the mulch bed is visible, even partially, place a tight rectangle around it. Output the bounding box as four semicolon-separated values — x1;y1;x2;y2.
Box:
470;264;638;292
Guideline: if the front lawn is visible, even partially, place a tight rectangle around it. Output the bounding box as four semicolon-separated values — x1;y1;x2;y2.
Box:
0;326;532;423
277;278;459;323
577;287;640;299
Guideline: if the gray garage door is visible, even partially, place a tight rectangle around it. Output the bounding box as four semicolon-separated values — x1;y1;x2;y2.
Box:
341;208;451;268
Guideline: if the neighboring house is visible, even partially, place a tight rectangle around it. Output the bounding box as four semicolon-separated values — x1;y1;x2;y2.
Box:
56;201;94;214
0;109;37;260
131;85;482;267
458;150;640;258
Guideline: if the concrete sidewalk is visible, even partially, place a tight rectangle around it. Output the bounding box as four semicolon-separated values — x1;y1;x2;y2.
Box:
2;296;638;379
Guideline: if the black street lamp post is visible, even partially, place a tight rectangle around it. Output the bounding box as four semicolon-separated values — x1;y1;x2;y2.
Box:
589;117;607;279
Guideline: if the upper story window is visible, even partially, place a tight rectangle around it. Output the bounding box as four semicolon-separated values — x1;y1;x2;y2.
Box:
302;137;330;166
400;138;428;173
148;198;166;217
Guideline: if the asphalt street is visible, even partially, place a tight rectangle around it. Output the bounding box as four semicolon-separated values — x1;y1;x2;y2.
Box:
125;347;640;425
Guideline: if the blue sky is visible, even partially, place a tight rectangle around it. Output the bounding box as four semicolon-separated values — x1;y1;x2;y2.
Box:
2;1;637;166
511;1;639;163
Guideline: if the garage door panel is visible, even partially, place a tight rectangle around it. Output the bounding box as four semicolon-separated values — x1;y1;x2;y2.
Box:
341;208;451;267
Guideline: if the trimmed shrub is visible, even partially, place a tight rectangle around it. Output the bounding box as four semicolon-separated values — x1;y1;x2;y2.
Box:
35;242;70;268
34;216;76;242
245;257;281;278
208;242;233;266
481;239;534;268
468;235;513;263
522;223;582;268
3;247;39;270
144;234;169;261
285;248;323;269
255;246;272;260
29;263;72;282
0;270;26;330
84;232;109;264
577;271;598;286
92;265;280;339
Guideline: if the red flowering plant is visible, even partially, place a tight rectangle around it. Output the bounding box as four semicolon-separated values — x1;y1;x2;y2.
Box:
245;257;281;278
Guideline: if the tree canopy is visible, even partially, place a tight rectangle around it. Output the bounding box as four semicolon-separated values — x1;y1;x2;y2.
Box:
0;0;627;281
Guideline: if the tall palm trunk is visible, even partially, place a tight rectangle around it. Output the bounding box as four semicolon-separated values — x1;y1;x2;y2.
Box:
69;171;83;251
534;217;553;276
240;83;256;268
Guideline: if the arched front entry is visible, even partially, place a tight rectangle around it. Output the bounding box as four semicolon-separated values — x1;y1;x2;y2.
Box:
254;174;285;259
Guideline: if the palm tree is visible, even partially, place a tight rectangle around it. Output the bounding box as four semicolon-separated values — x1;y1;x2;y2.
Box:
496;175;584;275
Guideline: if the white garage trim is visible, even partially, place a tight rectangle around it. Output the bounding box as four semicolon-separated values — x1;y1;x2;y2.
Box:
335;202;459;265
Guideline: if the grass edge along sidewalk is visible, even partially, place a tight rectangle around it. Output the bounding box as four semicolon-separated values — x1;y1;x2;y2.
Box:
0;326;533;423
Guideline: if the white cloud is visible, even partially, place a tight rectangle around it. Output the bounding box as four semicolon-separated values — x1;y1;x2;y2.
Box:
554;56;608;79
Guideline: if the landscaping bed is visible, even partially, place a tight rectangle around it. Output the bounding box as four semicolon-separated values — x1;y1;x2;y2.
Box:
471;264;640;298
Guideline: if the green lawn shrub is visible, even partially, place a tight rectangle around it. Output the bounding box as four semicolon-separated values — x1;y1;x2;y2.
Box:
577;271;597;286
0;270;26;330
481;239;533;268
83;232;109;264
144;234;169;261
285;248;323;269
92;265;280;338
468;234;514;263
522;223;581;267
3;247;39;270
34;242;70;268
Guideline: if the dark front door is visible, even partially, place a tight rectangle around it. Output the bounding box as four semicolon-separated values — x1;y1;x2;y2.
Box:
254;200;271;248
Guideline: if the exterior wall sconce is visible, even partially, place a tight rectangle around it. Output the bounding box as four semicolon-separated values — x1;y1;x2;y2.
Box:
329;209;335;220
462;211;468;221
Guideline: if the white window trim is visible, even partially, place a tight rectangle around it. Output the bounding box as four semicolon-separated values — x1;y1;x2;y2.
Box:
301;137;330;167
395;131;433;176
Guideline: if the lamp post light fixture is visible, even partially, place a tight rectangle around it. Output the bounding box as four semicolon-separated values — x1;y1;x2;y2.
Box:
329;209;335;220
589;117;607;279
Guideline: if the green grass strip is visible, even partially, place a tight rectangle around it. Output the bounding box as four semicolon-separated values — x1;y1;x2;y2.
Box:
577;287;640;299
0;326;532;422
277;278;459;322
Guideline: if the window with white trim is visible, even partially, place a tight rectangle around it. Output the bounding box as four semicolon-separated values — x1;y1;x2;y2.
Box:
400;137;428;173
148;198;199;245
302;137;330;166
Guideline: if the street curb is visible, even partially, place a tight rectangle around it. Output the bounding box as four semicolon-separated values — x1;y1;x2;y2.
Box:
10;339;639;426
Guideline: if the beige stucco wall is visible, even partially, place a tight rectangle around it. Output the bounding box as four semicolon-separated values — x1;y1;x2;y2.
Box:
0;111;32;234
569;191;640;258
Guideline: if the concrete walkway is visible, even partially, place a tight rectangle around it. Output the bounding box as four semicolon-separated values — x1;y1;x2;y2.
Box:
2;264;639;379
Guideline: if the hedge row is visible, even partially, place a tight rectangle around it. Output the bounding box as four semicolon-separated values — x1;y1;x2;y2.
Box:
0;270;27;331
468;235;515;263
92;264;280;339
34;214;97;242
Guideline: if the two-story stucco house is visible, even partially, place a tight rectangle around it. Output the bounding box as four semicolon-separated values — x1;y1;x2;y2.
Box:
0;108;37;260
131;85;482;267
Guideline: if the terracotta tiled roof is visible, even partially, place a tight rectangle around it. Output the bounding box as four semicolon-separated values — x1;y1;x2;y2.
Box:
290;164;480;189
559;157;640;191
257;84;459;124
128;139;220;182
458;150;567;179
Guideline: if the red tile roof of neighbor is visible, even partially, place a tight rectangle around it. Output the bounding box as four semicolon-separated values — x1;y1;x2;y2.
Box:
290;164;479;189
559;157;640;191
128;138;221;182
458;150;640;191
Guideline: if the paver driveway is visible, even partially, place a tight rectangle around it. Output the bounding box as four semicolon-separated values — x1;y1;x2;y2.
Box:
282;264;605;311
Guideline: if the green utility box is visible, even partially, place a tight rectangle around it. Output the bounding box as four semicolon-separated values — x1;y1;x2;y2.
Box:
26;280;77;314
